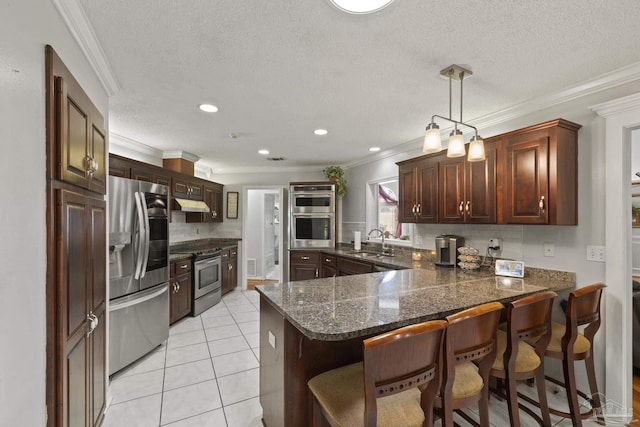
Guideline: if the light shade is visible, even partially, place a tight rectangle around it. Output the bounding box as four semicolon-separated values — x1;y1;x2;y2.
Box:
330;0;393;14
423;123;442;154
467;135;486;162
447;130;466;157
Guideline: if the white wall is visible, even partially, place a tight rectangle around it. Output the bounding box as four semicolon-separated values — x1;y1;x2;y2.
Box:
0;1;109;425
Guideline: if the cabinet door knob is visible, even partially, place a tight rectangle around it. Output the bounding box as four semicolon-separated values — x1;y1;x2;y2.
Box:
176;283;180;291
416;203;421;214
411;204;416;214
465;201;470;214
315;268;319;278
539;196;545;213
459;201;464;213
301;256;310;260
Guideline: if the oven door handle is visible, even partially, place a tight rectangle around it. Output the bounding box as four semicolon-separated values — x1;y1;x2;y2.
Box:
196;257;220;266
292;214;333;218
133;191;146;280
139;191;151;277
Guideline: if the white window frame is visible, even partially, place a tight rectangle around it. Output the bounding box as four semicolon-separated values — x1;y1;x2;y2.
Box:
365;176;414;247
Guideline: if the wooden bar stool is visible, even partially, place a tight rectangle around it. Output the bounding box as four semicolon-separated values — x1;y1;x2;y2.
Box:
522;283;606;427
435;301;504;427
308;319;447;427
489;290;557;427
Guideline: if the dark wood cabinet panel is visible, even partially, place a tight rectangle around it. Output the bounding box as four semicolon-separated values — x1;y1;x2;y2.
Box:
417;156;439;222
438;143;497;224
337;257;374;276
170;259;192;324
58;189;106;427
221;247;238;295
499;119;579;225
397;155;439;223
187;183;223;223
439;156;465;223
108;155;131;178
172;176;203;201
466;142;496;223
54;71;106;195
289;251;320;281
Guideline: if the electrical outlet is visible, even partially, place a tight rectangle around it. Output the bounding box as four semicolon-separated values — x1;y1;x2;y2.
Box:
543;243;555;257
415;235;423;245
488;237;502;250
586;245;605;262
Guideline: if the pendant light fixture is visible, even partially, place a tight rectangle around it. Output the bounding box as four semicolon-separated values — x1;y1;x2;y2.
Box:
422;64;485;162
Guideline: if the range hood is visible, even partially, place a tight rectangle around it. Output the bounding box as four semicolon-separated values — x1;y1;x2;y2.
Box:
173;198;211;213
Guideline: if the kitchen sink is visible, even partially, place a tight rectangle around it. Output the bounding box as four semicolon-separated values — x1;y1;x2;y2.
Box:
348;250;395;258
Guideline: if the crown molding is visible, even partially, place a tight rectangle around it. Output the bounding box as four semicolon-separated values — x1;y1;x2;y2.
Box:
51;0;120;96
162;150;200;163
202;164;326;175
591;92;640;117
109;133;162;157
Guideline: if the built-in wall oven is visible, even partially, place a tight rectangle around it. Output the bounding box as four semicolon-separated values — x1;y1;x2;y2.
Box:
290;182;336;249
192;251;222;316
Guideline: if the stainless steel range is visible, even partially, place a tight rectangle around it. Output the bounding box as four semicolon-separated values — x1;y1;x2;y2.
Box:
192;249;223;315
173;248;223;316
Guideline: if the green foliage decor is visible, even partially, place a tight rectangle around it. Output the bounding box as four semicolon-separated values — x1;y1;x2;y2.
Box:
323;165;347;198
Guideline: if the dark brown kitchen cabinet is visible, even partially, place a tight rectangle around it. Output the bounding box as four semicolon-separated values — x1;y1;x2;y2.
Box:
58;190;106;427
187;182;223;223
321;254;337;278
221;246;238;295
337;257;374;276
172;176;203;201
398;155;439;223
289;251;320;281
439;142;496;224
109;154;171;185
108;155;132;178
54;59;106;195
170;258;192;324
46;45;107;427
498;119;580;225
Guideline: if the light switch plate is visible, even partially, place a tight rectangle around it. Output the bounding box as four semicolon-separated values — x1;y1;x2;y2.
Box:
587;245;605;262
268;331;276;349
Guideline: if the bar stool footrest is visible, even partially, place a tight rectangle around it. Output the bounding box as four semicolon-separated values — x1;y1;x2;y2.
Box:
517;375;598;420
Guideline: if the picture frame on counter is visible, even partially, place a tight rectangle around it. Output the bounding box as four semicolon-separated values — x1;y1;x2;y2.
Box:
227;191;239;219
494;259;525;278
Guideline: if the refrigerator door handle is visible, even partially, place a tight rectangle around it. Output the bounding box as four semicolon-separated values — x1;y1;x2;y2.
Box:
133;191;146;279
139;191;151;277
109;283;169;311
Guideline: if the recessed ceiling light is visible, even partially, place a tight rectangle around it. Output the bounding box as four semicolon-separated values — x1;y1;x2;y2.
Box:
330;0;393;14
314;129;328;136
199;104;218;113
258;149;270;155
369;147;381;152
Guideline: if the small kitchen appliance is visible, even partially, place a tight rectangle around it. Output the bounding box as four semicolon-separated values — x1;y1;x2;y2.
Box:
435;234;465;267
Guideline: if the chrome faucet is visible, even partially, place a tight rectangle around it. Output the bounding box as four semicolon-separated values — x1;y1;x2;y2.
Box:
368;228;391;254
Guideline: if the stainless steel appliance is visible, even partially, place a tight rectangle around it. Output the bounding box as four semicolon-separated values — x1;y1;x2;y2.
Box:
108;176;170;375
290;182;336;249
191;250;222;316
291;183;335;213
435;234;464;267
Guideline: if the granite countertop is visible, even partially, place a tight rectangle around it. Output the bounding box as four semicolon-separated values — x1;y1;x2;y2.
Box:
256;266;575;342
169;238;241;259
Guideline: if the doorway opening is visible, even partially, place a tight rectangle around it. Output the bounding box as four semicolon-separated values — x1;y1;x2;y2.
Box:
243;187;286;290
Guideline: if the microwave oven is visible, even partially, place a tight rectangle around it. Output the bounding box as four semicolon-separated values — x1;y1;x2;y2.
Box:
290;183;335;214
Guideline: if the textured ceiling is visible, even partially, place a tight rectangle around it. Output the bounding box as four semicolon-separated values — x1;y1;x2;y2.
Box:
79;0;640;172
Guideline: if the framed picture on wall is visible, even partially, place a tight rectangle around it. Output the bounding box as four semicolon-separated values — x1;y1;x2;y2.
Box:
633;193;640;228
227;191;239;219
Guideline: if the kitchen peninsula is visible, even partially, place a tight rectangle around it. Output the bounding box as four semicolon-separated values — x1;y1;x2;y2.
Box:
256;263;575;426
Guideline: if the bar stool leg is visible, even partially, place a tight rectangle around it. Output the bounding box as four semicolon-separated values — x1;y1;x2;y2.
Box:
505;374;521;427
479;385;491;427
535;365;552;427
563;355;583;427
585;352;605;424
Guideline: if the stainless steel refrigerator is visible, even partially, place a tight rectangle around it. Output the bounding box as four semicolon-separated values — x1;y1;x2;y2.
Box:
108;176;170;375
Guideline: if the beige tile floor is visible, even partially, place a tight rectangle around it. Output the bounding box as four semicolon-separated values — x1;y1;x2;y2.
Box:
103;289;610;426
